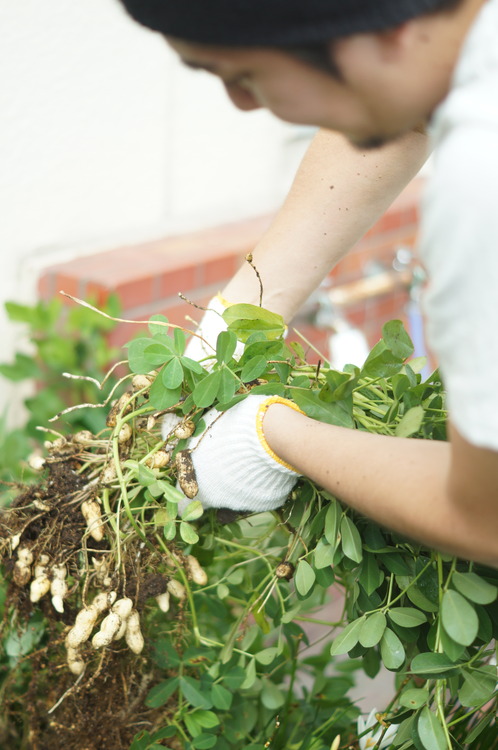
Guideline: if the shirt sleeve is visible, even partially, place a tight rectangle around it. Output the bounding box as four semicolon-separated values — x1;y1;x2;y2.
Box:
419;123;498;450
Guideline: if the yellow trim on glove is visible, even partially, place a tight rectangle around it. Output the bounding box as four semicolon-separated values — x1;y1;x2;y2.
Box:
256;396;304;472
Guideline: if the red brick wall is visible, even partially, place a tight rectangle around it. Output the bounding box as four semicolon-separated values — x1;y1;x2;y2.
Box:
38;177;424;361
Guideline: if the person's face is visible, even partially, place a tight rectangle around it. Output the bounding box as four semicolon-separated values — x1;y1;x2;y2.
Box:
167;24;454;148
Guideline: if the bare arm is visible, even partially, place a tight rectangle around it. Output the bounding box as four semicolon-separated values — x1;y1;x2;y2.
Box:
223;127;429;321
263;405;498;567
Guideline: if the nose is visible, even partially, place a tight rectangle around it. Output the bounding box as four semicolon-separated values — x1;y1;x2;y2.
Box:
223;82;262;112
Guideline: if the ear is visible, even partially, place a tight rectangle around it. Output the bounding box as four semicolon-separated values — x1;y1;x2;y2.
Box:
375;22;418;62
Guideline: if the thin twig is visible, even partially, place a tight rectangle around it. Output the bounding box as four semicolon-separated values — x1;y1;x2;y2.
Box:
178;293;211;314
47;670;86;714
59;291;208;345
245;253;264;307
292;327;330;364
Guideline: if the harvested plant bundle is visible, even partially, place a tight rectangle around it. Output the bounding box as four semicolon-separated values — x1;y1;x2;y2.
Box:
0;303;496;750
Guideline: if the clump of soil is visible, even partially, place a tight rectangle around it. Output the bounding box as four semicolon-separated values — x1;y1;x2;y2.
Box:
0;427;183;750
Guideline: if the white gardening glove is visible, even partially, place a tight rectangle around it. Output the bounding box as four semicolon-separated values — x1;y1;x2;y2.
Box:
184;293;245;364
181;395;303;513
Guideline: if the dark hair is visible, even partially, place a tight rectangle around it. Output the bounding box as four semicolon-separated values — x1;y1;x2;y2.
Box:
281;0;464;79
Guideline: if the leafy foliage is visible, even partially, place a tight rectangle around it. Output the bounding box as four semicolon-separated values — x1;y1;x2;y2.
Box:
0;296;120;503
0;302;496;750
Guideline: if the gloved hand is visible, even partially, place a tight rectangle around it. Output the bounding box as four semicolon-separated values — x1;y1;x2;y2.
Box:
180;395;303;513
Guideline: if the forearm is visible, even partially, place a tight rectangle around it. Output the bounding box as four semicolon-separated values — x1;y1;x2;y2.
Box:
223;128;429;321
264;404;498;566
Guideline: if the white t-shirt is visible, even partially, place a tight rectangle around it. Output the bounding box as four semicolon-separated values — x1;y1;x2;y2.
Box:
419;0;498;450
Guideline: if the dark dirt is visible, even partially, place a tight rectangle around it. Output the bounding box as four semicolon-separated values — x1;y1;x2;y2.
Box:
0;439;178;750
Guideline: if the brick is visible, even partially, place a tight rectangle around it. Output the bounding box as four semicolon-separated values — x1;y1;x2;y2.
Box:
38;272;55;301
159;264;198;298
54;273;84;302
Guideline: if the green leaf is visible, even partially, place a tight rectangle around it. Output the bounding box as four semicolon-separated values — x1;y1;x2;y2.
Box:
458;665;497;707
324;500;341;548
388;608;427;628
240;658;257;690
380;627;405;670
293;389;355;428
441;589;479;646
194;711;220;729
180;676;212;709
192;735;217;749
465;712;495;744
216;368;237;404
240;355;268;382
127;337;159;373
143;343;174;367
216;330;237;364
382;320;414;360
360;552;384;596
180;522;199;544
406;586;439;613
417;707;447;750
145;677;179;708
439;627;466;662
148;314;169;336
330;616;366;656
174;327;186;354
222;304;285;343
221;666;246;690
395;406;424;437
313;539;335;569
0;353;40;382
193;371;222;408
340;516;363;564
452;571;498;605
181;355;206;375
148;379;182;410
160;481;185;504
4;612;44;660
182;501;204;522
410;652;459;679
255;647;279;665
361;340;405;379
399;688;429;710
129;731;152;750
295;559;316;596
161;357;184;389
260;679;285;710
163;521;177;541
211;683;233;710
137;463;157;486
359;612;387;648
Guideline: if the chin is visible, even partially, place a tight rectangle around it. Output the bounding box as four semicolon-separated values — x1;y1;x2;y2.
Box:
347;132;400;150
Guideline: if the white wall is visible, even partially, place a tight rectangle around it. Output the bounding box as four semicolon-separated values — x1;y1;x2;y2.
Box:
0;0;312;419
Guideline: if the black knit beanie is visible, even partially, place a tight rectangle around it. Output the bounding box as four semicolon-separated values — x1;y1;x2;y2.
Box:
119;0;447;46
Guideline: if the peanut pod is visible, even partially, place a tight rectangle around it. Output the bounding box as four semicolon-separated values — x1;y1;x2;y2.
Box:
167;579;186;600
91;612;122;649
186;555;208;586
125;610;144;655
175;450;198;499
81;500;105;542
30;575;51;602
66;646;86;676
66;607;99;649
112;597;134;639
156;591;170;613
